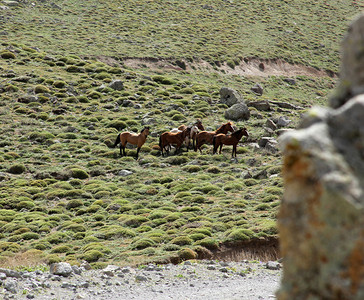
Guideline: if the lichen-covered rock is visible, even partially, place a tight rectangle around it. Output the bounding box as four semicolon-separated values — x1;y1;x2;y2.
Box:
278;15;364;300
330;13;364;108
278;96;364;300
224;102;250;121
219;87;243;107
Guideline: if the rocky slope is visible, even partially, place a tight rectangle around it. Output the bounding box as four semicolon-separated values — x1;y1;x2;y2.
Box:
0;260;281;300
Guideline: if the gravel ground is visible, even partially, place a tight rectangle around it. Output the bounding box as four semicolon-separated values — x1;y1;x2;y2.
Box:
0;260;282;300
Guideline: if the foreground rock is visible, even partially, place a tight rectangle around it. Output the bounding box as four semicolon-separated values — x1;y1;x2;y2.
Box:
278;13;364;300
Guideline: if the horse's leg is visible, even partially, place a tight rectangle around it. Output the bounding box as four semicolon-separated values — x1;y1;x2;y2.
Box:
219;144;223;154
232;145;236;157
136;147;140;160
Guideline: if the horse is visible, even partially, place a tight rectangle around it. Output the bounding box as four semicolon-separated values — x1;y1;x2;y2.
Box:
171;125;199;150
159;127;191;156
113;127;150;159
194;121;235;153
212;127;249;157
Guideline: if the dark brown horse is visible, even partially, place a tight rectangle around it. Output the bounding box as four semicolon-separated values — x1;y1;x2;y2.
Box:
113;127;150;159
194;122;234;153
212;127;249;157
159;127;191;156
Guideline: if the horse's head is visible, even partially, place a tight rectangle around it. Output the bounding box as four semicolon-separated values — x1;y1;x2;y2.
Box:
190;125;199;135
195;119;205;131
142;127;150;136
242;127;249;137
225;122;235;133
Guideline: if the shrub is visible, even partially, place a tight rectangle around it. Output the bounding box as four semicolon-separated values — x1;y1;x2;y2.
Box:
21;232;40;240
8;164;26;174
165;156;188;165
0;51;16;59
178;248;197;260
152;75;175;85
70;168;89;179
17;200;35;210
171;236;193;246
34;85;50;94
225;229;255;242
107;120;127;131
182;165;201;173
81;250;103;262
131;238;155;250
194;237;219;250
0;242;21;253
64;223;86;232
66;65;84;73
51;245;71;253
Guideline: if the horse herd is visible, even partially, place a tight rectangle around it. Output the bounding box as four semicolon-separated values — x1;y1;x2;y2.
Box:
113;119;249;160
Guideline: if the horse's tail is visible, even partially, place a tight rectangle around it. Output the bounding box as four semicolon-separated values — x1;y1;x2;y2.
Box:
113;133;121;148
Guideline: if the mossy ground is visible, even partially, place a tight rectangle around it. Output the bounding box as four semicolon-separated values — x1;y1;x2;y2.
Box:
0;0;362;268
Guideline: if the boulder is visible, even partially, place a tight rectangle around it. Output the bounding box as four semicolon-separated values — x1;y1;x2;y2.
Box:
277;17;364;298
247;100;270;111
219;87;243;107
331;13;364;108
224;102;250;121
251;83;264;95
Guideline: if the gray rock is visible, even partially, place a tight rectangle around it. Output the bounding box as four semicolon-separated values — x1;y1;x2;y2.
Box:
248;100;270;111
266;119;277;130
4;278;18;293
283;78;296;85
118;170;133;177
266;261;281;270
0;268;22;278
80;261;92;271
251;83;264;95
277;116;291;127
258;137;277;148
109;80;124;91
50;262;73;277
103;265;120;276
224;102;250;121
241;170;252;179
219;87;244;107
135;274;149;282
141;117;157;125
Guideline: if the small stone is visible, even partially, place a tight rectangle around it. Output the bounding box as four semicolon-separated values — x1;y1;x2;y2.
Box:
50;262;73;277
266;261;281;270
135;275;148;282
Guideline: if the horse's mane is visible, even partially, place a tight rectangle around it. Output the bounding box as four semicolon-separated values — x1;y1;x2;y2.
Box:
141;127;150;133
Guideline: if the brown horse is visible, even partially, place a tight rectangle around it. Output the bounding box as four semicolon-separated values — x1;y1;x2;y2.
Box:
212;127;249;157
113;127;150;159
159;127;191;156
194;121;234;153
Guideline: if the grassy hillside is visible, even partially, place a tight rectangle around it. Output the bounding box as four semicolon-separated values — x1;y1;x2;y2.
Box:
2;0;362;72
0;0;362;268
